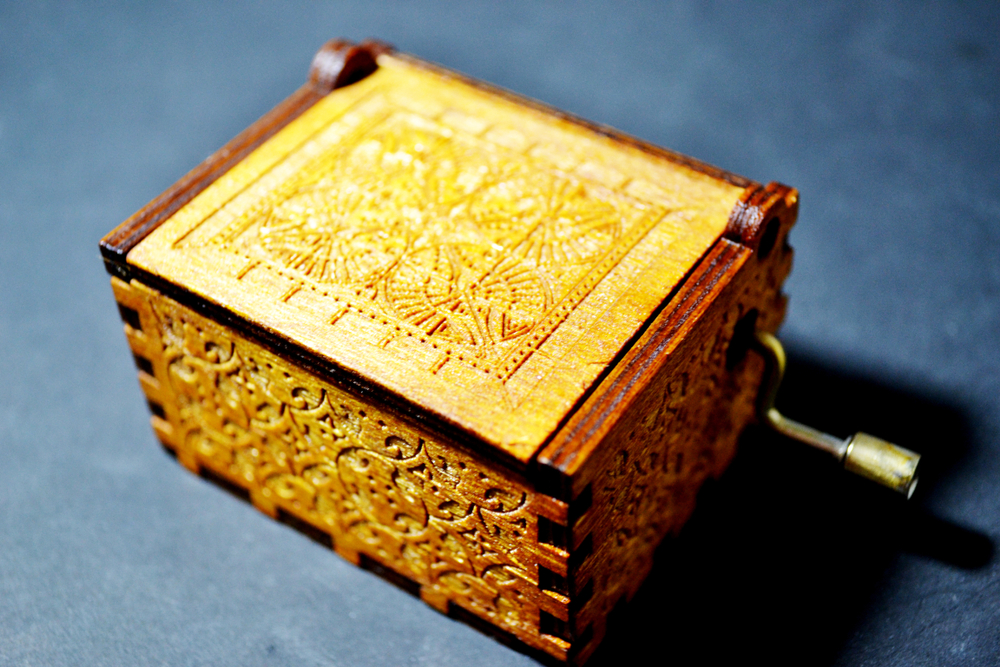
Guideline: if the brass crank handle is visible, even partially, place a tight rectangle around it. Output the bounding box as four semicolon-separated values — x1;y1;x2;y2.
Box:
751;331;921;498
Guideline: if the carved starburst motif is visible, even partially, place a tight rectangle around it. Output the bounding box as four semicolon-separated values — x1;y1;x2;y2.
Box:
220;106;639;374
385;243;550;347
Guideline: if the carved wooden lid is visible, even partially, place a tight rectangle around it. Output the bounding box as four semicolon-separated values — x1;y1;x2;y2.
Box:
127;54;745;463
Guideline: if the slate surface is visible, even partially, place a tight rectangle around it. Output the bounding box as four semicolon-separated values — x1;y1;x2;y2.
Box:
1;2;997;665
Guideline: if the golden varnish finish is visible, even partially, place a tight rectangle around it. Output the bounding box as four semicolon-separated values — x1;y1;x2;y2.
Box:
113;276;572;658
103;43;802;664
127;54;744;461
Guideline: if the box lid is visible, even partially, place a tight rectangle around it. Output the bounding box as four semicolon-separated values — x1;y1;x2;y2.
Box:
124;52;747;464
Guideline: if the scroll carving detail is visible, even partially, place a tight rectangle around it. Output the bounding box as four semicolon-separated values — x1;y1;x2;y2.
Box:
116;278;563;649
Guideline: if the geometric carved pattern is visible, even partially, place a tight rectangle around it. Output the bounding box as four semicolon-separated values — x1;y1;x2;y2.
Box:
127;57;744;459
112;277;572;659
210;110;654;381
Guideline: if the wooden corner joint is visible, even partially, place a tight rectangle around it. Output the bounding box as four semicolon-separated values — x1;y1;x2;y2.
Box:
308;38;393;93
724;181;800;256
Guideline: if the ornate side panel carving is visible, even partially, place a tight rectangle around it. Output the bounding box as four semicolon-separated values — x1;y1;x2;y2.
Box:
555;229;794;664
111;276;571;660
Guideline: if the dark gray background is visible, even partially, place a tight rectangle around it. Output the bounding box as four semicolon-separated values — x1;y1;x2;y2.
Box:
1;2;997;665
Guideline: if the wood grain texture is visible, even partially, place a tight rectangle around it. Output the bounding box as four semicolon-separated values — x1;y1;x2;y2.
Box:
125;54;747;463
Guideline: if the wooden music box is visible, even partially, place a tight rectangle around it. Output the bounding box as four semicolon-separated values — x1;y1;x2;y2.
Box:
100;40;918;664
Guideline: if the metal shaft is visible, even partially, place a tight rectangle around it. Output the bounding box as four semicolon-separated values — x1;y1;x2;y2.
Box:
751;331;920;498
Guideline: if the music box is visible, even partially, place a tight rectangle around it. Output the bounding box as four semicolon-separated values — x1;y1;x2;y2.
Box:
100;40;919;664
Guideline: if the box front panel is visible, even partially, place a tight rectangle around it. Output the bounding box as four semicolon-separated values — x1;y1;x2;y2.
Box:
111;276;573;660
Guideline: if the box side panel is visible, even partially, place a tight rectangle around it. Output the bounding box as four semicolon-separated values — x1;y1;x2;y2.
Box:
110;276;575;661
536;190;796;663
570;248;767;658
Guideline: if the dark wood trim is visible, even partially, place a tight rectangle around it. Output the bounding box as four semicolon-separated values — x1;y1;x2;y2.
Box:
309;38;380;91
529;234;741;500
537;239;750;476
724;181;798;251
